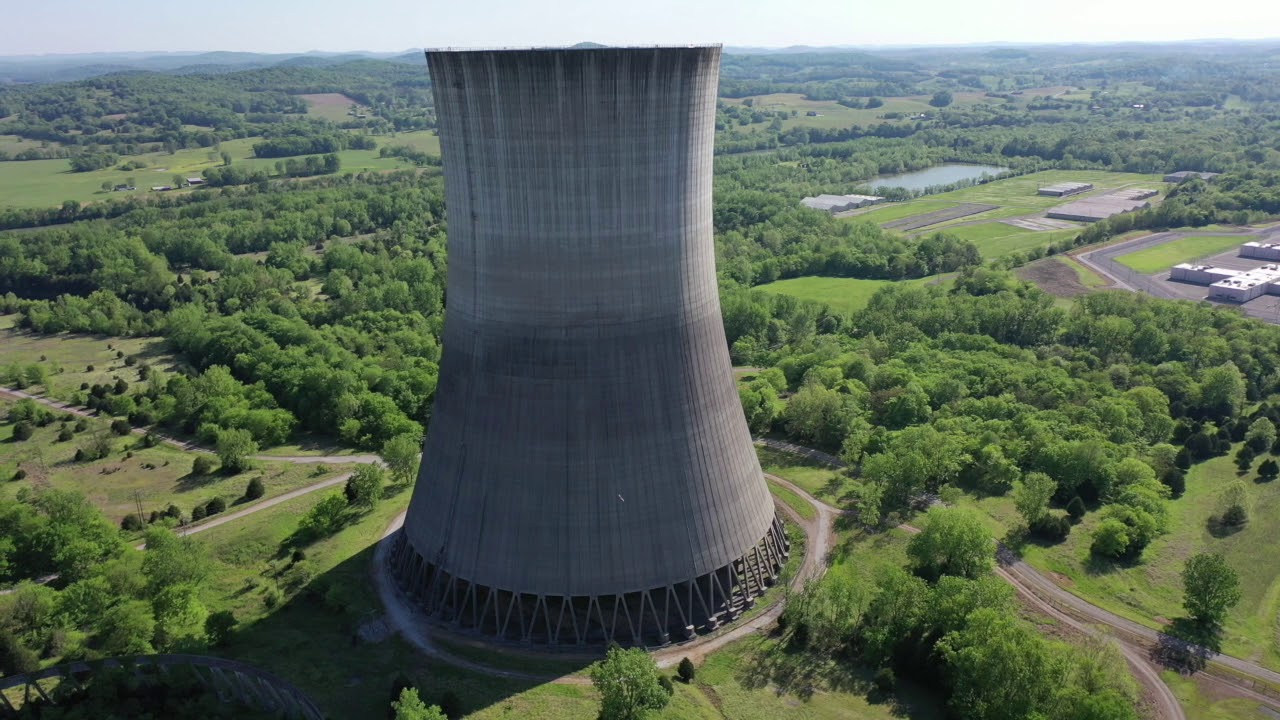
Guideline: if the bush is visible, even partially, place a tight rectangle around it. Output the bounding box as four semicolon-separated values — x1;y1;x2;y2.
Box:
192;456;215;476
677;656;696;683
1222;503;1248;527
120;514;144;531
124;355;136;367
1259;458;1279;480
110;418;132;436
437;690;464;720
74;448;87;462
1161;468;1187;498
1091;519;1131;558
205;610;236;648
1030;513;1071;542
658;674;675;696
205;497;227;516
191;504;207;521
1066;496;1086;523
873;667;896;694
57;426;74;442
74;418;88;432
1174;448;1192;469
85;364;95;372
12;421;33;441
245;477;265;500
12;468;26;481
113;377;128;395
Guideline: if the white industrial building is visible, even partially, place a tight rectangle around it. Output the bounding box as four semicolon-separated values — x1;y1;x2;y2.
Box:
801;194;886;213
1170;263;1240;285
1241;242;1280;262
1172;262;1280;303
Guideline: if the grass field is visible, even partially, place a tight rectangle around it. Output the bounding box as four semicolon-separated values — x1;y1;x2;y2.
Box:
757;445;851;506
930;170;1163;211
0;401;354;524
729;92;991;132
0;130;440;209
1057;255;1111;288
1163;671;1273;720
754;276;897;315
937;221;1082;259
1114;235;1249;274
300;93;363;122
851;200;956;224
0;134;55;153
965;447;1280;671
0;324;181;398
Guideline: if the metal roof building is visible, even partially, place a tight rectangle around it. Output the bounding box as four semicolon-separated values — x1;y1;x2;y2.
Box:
1038;181;1093;197
801;193;885;213
1164;171;1221;183
1046;193;1152;222
391;46;786;647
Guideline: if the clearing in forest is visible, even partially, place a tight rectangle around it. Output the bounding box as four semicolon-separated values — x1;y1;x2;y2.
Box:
299;93;363;122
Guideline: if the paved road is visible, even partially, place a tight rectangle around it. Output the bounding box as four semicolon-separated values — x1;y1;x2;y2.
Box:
1075;228;1280;325
765;440;1280;716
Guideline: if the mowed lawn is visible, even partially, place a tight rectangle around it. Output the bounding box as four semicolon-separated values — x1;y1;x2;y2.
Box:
0;130;440;209
754;276;897;315
1115;235;1249;274
931;169;1164;212
850;199;956;224
945;223;1079;259
966;448;1280;671
300;93;363;122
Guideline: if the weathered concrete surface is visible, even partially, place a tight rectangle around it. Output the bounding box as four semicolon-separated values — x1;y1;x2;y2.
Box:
399;47;777;642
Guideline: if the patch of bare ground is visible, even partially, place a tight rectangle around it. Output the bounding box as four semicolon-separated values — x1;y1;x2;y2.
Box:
1017;257;1106;297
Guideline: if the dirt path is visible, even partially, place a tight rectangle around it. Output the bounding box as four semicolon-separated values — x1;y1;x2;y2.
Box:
0;386;381;466
370;470;837;682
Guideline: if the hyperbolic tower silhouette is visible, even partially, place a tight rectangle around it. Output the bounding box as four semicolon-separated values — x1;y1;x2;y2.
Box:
390;45;788;646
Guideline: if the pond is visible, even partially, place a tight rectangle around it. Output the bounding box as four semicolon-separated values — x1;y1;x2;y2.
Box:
869;163;1010;193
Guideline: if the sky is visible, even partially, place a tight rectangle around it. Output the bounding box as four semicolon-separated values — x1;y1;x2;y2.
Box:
3;0;1279;56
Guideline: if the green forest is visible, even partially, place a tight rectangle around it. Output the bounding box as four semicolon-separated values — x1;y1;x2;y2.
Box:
4;41;1280;720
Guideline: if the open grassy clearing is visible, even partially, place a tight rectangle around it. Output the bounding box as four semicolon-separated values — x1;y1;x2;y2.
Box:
757;445;851;506
753;274;944;316
755;276;896;315
0;134;56;153
1056;255;1111;288
929;169;1164;211
767;478;816;521
964;447;1280;671
1115;235;1251;274
1163;671;1272;720
299;92;363;122
0;324;182;398
0;130;440;209
1016;256;1110;299
0;402;354;524
729;92;992;132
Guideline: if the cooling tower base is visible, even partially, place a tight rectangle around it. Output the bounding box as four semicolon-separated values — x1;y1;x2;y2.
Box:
388;514;790;647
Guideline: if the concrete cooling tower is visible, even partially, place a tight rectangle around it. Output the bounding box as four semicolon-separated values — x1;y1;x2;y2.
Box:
389;45;788;646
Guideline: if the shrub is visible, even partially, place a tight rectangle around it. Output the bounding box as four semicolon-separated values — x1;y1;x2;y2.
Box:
191;504;207;521
437;689;464;720
85;364;95;372
873;667;896;694
121;514;144;531
192;456;215;476
245;477;265;500
74;418;88;432
205;497;227;516
1066;496;1086;522
1259;458;1279;480
1160;468;1187;498
12;421;33;441
1030;513;1071;542
658;674;675;696
677;657;696;683
110;419;132;436
1174;448;1191;469
1222;503;1248;527
113;377;128;395
123;355;136;367
57;426;74;442
1091;519;1131;558
12;468;26;481
205;610;236;648
73;448;87;462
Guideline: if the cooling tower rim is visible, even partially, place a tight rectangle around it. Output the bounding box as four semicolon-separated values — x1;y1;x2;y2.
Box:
425;44;722;54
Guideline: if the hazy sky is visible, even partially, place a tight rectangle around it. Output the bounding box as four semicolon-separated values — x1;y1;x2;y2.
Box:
3;0;1279;55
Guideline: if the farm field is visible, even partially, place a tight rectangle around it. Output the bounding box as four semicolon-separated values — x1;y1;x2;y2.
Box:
300;92;364;122
0;134;55;153
727;92;991;131
1114;235;1250;273
0;130;440;209
849;199;956;224
963;448;1280;672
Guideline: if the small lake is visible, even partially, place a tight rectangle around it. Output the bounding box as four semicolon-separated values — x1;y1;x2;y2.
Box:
869;164;1010;193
